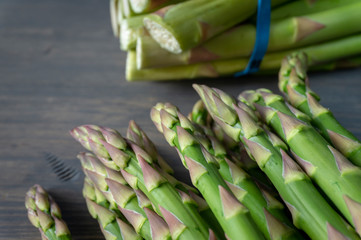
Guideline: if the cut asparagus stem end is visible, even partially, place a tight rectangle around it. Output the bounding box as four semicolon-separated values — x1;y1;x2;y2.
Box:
144;17;182;54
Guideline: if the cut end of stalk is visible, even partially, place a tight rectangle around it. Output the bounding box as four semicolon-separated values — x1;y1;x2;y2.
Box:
144;17;182;54
129;0;148;13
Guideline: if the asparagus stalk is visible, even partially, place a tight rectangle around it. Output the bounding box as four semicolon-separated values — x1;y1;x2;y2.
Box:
152;103;303;239
127;33;361;81
193;84;361;240
189;100;278;193
126;119;225;238
271;0;359;20
78;152;154;239
120;16;147;50
138;2;361;69
70;125;211;240
238;86;361;235
83;177;143;240
143;0;257;54
278;52;361;166
129;0;185;14
110;0;120;37
25;185;71;240
151;103;266;240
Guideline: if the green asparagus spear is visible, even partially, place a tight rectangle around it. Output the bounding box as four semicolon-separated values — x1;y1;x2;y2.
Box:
240;86;361;234
70;125;211;240
25;185;71;240
129;0;185;14
152;103;303;240
120;16;147;50
143;0;257;54
278;52;361;166
193;84;361;240
78;152;154;239
83;177;143;240
127;33;361;81
151;103;266;240
138;2;361;69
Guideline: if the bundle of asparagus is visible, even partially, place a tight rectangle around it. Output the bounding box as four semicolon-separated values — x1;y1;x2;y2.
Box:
110;0;361;81
26;51;361;239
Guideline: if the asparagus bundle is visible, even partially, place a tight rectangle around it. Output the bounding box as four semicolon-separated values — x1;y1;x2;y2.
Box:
151;102;303;240
278;52;361;166
25;185;71;240
193;84;360;240
83;177;143;240
70;125;215;239
127;33;361;81
137;2;361;69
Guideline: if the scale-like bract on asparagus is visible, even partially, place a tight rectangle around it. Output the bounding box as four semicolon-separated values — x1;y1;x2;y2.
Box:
193;84;361;240
278;52;361;167
127;33;361;81
138;2;361;69
83;177;143;240
151;103;266;240
25;185;72;240
152;102;303;240
70;124;212;240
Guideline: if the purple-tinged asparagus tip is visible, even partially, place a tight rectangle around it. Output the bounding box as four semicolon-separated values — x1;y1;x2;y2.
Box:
219;185;248;219
277;111;306;141
290;151;315;176
116;218;140;239
306;92;328;117
150;107;163;133
144;207;171;240
120;169;139;189
178;112;195;131
243;137;271;167
208;229;216;240
234;104;261;138
295;17;325;42
281;149;306;183
129;141;153;164
85;169;107;192
106;178;135;208
184;156;208;185
200;146;219;166
343;195;361;235
286;84;306;108
212;92;237;125
177;189;197;206
119;208;146;233
101;140;130;169
328;145;358;174
176;126;197;152
258;90;284;106
161;123;177;146
138;155;166;192
99;127;126;149
134;190;152;209
160;109;178;128
326;223;349;240
159;205;186;239
225;181;247;202
37;206;53;231
225;158;247;184
253;103;276;124
264;208;292;239
328;130;361;157
54;217;71;236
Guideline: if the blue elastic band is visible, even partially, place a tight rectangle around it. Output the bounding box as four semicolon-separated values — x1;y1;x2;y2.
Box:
234;0;271;77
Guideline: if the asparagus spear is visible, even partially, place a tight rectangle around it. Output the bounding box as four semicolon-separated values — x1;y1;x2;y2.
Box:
143;0;257;54
193;84;361;240
78;152;154;239
151;103;266;240
126;120;225;238
138;2;361;69
271;0;359;20
152;102;303;240
129;0;185;14
70;125;211;240
83;177;143;240
278;52;361;166
241;86;361;234
127;33;361;81
25;185;71;240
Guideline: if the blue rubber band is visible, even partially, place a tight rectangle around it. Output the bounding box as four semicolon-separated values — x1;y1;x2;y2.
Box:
234;0;271;77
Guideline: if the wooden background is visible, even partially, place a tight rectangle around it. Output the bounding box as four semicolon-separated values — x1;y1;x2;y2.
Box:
0;0;360;239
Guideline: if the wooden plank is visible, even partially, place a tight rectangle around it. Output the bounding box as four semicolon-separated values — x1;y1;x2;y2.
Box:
0;0;360;239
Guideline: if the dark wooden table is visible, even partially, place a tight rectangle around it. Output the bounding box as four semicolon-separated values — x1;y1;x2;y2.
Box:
0;0;360;239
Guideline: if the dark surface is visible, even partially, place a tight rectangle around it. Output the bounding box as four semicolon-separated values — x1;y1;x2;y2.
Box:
0;0;360;239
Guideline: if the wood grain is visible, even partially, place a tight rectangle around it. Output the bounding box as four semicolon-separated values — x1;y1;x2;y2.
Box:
0;0;360;239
